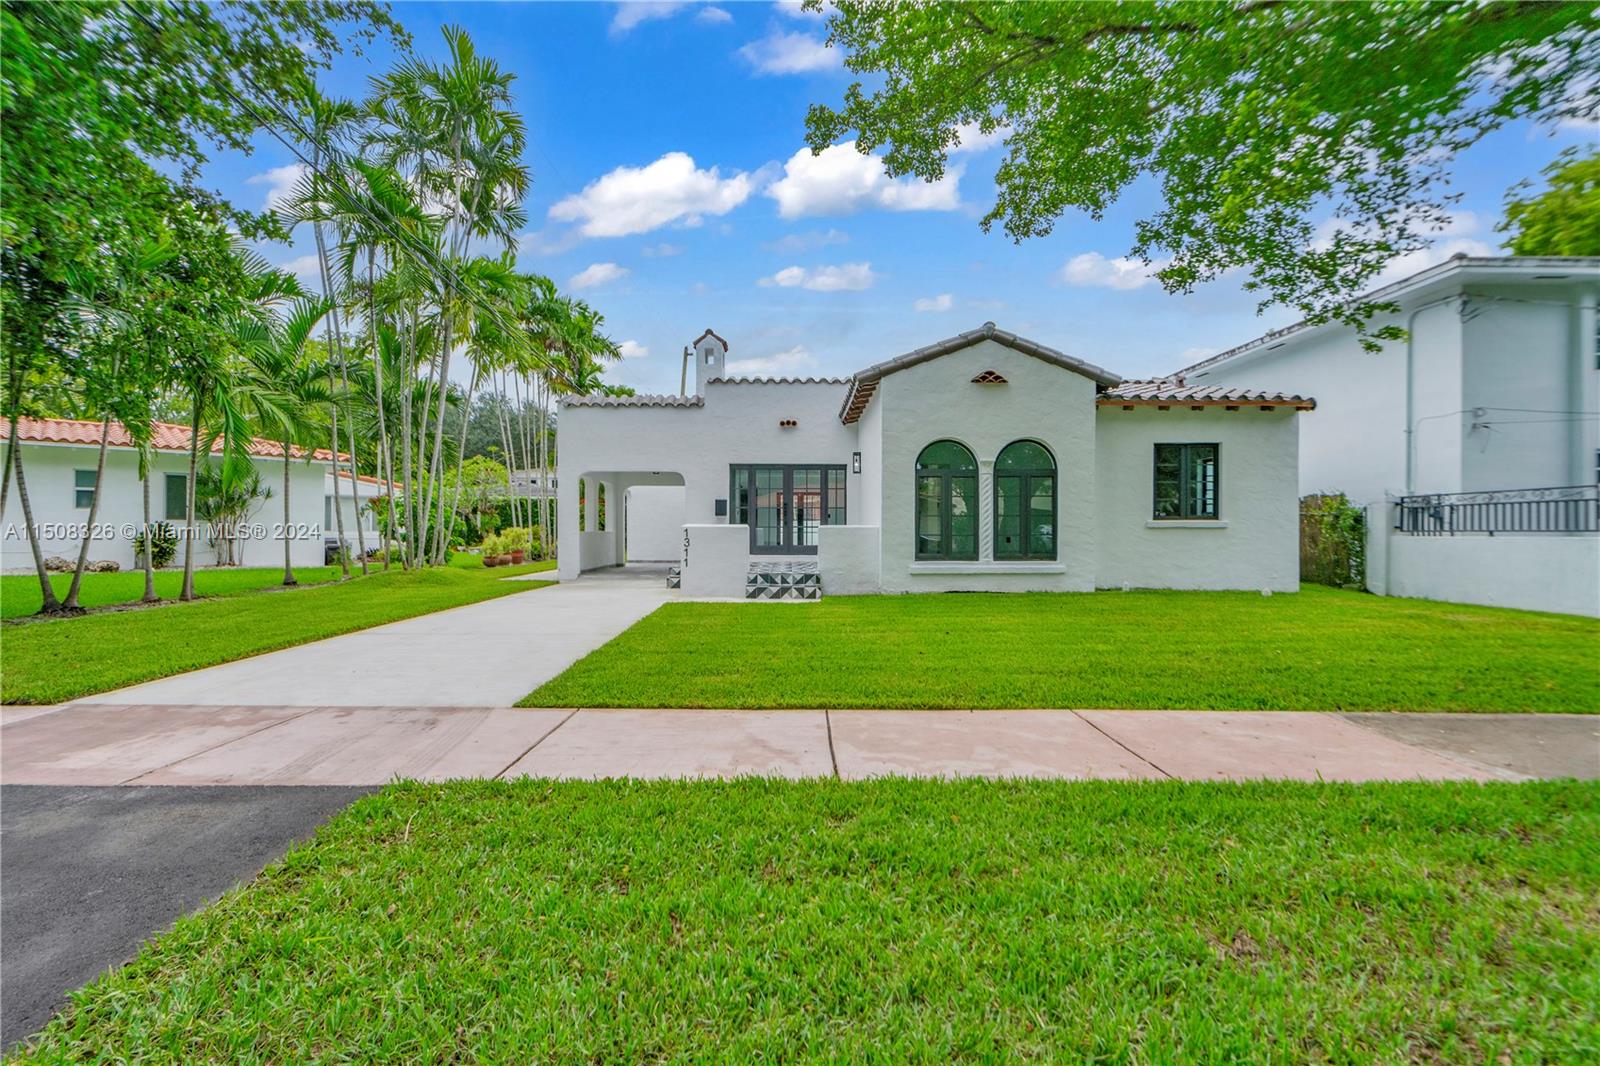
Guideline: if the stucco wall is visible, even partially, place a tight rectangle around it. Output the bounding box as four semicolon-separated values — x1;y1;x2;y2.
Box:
3;442;327;571
872;338;1098;593
818;524;880;594
623;485;685;561
556;380;860;580
1094;408;1301;591
1372;529;1600;618
680;523;748;597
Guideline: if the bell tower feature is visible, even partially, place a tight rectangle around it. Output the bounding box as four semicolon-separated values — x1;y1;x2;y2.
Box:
692;328;729;395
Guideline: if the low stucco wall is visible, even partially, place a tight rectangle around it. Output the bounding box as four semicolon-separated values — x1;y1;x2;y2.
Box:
680;523;748;598
576;530;616;572
818;525;880;594
1369;522;1600;617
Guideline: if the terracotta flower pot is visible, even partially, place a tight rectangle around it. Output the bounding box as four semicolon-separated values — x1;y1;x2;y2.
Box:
510;550;525;564
483;554;500;568
494;554;513;567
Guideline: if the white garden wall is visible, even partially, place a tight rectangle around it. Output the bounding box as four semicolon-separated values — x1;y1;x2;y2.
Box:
679;523;748;597
818;525;880;594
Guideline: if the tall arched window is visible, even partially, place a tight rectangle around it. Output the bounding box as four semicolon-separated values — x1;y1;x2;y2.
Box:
995;440;1056;560
915;441;978;560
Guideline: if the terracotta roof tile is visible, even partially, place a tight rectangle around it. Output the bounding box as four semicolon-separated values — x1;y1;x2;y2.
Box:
1100;381;1315;409
1;416;341;460
560;394;704;408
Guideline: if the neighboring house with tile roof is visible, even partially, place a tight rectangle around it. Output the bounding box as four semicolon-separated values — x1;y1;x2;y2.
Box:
557;323;1314;596
0;417;389;571
1179;255;1600;617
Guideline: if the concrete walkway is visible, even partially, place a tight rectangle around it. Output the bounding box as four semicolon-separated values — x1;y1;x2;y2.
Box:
76;567;671;708
5;705;1593;785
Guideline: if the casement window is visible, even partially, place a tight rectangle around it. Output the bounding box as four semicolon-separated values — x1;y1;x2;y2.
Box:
915;440;978;560
729;464;847;554
1153;443;1220;520
73;469;97;509
164;473;188;521
994;440;1057;560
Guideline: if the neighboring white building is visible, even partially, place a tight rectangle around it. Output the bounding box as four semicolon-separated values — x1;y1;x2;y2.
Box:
325;468;386;556
1183;255;1600;617
557;323;1314;597
2;417;334;571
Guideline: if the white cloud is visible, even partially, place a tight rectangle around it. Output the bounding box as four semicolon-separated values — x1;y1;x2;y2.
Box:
1312;211;1495;289
568;262;631;290
696;5;733;23
775;0;828;18
727;344;818;375
739;30;839;75
767;141;961;218
950;121;1005;155
274;252;324;289
247;163;308;211
618;339;650;359
550;152;755;237
518;226;584;257
610;2;686;34
759;261;877;291
1059;252;1168;291
762;228;849;253
914;293;954;312
641;242;685;257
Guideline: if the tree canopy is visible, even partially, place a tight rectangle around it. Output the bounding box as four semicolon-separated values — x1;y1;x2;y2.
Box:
804;0;1600;346
1498;148;1600;257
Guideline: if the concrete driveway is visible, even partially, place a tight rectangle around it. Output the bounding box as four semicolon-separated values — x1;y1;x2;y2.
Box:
76;566;671;708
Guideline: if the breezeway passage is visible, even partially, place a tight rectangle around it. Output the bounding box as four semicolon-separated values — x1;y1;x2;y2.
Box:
74;567;671;708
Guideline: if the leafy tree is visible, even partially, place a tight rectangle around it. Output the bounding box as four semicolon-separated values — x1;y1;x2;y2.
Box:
1498;148;1600;256
803;0;1599;345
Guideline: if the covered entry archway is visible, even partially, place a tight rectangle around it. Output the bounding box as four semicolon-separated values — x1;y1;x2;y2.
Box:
561;469;685;579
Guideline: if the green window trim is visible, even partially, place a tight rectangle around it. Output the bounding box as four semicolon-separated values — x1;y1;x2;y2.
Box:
728;464;847;555
1153;443;1220;520
73;468;97;510
994;439;1057;560
915;440;978;561
164;473;188;521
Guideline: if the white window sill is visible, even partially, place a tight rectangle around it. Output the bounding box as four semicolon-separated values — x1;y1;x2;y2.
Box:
909;561;1067;575
1146;520;1229;529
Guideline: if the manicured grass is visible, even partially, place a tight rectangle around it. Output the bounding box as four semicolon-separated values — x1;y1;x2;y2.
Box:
522;585;1600;712
1;567;342;619
1;562;554;704
13;779;1598;1062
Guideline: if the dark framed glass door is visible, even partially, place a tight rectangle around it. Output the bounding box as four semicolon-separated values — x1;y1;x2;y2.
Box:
730;464;847;554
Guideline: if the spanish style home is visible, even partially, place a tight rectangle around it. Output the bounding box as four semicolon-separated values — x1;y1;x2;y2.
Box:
0;417;384;571
1182;255;1600;617
556;323;1314;597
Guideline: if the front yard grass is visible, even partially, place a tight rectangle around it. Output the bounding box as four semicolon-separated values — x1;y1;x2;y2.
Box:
1;562;554;704
13;779;1597;1062
522;585;1599;712
1;566;342;619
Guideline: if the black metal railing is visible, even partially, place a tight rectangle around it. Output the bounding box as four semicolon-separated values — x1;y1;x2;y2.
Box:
1394;485;1600;536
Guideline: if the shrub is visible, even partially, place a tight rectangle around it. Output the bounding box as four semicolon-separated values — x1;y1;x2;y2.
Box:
42;556;73;572
1300;493;1366;589
131;522;178;569
87;559;120;573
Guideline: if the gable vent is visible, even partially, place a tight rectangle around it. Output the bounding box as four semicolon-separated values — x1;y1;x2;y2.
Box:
971;369;1008;384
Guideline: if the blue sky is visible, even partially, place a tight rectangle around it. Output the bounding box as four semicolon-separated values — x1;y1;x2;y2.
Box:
208;1;1593;394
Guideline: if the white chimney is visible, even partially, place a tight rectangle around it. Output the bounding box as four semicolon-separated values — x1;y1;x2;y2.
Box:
692;328;728;396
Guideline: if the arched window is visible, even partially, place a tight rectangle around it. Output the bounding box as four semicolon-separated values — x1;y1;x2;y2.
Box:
994;440;1056;560
915;441;978;560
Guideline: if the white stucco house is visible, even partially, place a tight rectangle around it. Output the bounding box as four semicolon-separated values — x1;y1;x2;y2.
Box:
1;416;350;571
557;323;1314;598
1182;255;1600;617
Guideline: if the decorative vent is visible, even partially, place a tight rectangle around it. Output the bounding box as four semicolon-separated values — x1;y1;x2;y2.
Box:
971;369;1008;384
779;418;798;428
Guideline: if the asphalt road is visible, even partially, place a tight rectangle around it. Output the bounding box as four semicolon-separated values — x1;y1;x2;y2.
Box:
0;785;371;1052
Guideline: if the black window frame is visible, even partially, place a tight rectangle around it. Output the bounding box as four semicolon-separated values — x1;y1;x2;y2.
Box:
914;440;979;561
993;440;1058;560
728;463;847;555
1152;443;1221;520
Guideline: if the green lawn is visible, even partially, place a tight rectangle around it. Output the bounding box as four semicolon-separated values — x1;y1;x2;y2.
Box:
1;566;343;619
12;779;1597;1062
522;586;1600;713
1;562;554;704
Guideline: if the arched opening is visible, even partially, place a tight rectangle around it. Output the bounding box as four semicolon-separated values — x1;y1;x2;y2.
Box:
915;440;978;560
995;440;1056;560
